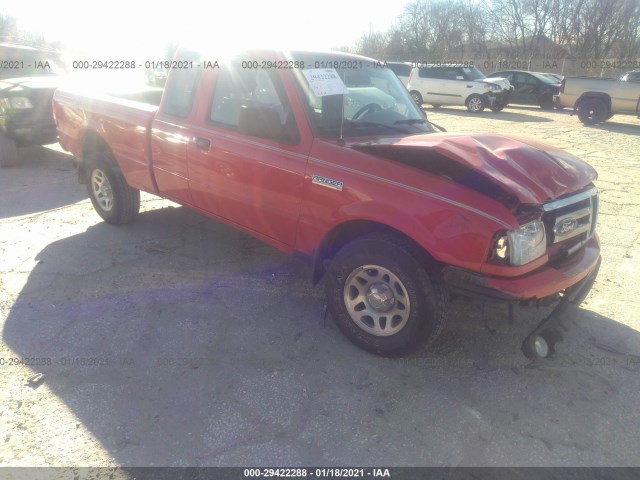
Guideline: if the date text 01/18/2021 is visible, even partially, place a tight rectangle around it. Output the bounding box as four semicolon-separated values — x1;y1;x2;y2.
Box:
243;468;391;477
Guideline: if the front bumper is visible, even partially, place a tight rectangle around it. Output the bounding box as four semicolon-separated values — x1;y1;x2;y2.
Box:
443;234;601;303
485;89;511;107
1;113;57;145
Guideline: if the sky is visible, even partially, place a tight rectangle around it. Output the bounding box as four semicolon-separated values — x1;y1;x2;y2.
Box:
3;0;407;58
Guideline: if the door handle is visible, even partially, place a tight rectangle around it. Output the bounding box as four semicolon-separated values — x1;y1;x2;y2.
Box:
194;137;211;150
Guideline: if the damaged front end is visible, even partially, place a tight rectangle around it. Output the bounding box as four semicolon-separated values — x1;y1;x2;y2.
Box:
351;133;601;358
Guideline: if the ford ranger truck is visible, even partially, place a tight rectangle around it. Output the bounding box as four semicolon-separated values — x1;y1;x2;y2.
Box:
52;49;601;356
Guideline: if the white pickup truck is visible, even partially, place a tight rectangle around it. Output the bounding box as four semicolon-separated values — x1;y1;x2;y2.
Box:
555;76;640;125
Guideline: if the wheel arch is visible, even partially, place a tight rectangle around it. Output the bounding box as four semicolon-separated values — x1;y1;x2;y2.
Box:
311;219;441;285
576;92;612;113
78;131;117;184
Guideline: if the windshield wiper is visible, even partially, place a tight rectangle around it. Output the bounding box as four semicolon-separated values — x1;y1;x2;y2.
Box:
395;118;447;132
348;121;410;133
394;118;426;125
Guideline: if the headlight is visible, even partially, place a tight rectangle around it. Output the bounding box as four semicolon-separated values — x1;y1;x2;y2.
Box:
9;97;33;109
494;220;547;266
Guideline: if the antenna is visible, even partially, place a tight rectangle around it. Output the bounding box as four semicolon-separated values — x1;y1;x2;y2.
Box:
338;70;346;146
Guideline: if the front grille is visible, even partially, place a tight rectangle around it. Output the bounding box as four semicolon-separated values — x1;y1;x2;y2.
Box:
542;186;598;263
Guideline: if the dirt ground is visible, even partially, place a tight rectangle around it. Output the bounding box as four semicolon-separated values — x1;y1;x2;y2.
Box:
1;106;640;471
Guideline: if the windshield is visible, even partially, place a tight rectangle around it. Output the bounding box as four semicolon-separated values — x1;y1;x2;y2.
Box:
463;67;486;81
291;54;432;138
541;73;561;83
532;72;557;84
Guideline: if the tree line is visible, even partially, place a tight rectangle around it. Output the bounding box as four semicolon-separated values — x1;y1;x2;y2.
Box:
355;0;640;61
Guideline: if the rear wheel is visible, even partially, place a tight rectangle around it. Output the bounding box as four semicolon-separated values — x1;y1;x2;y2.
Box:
326;233;447;356
466;94;485;113
86;152;140;225
0;133;18;168
410;91;423;107
577;98;607;125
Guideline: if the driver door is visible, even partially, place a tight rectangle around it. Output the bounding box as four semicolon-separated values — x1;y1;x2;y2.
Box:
186;60;311;247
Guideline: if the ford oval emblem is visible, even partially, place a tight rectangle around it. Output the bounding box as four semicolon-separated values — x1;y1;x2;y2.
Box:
554;218;578;237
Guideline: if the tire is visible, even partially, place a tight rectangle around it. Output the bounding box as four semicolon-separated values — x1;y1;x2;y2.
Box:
0;133;18;168
410;91;423;107
539;93;555;110
466;94;485;113
86;151;140;225
490;103;505;112
326;233;447;356
577;98;607;125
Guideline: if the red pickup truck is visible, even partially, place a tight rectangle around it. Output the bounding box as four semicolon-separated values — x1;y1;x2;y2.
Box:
53;49;601;356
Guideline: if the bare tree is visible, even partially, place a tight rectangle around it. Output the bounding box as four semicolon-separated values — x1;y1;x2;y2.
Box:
356;31;387;58
0;14;18;42
400;0;431;58
347;0;639;63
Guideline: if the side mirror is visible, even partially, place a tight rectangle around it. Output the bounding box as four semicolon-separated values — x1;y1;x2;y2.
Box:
238;104;285;141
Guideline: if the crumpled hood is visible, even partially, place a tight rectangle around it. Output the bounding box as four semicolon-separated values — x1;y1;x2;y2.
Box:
481;77;512;91
352;133;597;206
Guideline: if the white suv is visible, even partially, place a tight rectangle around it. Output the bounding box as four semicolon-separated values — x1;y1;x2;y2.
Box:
407;65;512;112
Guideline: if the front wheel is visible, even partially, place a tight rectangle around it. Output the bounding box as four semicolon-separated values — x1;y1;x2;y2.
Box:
86;152;140;225
326;233;447;356
410;90;423;107
466;94;485;113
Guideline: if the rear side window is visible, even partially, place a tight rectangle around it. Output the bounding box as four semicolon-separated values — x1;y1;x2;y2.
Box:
418;67;436;78
443;68;460;80
387;63;411;77
418;67;450;79
513;73;526;84
162;50;202;117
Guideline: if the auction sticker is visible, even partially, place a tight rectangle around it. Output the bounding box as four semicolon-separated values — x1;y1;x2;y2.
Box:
302;68;346;97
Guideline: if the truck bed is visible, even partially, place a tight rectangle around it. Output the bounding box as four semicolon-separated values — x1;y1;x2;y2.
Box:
558;76;640;114
54;88;160;194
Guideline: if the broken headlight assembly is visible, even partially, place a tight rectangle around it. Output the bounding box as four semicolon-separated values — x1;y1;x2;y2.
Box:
493;220;547;266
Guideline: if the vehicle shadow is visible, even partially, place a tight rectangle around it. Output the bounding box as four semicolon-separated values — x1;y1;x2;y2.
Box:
0;144;85;219
424;106;553;123
3;205;640;466
504;104;573;115
582;120;640;134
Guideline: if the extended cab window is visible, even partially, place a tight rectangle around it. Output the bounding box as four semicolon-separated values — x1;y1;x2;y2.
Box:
162;51;202;117
209;60;298;142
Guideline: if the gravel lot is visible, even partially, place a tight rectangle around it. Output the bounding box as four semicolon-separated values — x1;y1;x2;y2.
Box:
1;106;639;469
